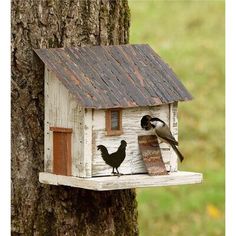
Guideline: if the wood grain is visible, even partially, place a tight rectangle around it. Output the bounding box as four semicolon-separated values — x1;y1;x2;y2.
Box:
52;131;72;176
169;102;179;171
138;135;168;175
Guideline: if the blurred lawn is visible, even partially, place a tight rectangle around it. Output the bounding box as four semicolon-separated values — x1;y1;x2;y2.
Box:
129;1;225;235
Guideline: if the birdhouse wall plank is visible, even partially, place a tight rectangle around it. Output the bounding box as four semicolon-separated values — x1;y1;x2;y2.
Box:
44;68;51;172
169;102;178;171
83;109;93;177
45;69;85;177
92;105;174;176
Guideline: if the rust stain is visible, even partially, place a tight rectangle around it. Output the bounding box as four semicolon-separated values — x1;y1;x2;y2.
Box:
138;135;168;176
133;68;145;87
119;46;145;87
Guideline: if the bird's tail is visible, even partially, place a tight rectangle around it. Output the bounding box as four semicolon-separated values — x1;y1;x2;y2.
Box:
97;145;109;163
170;143;184;162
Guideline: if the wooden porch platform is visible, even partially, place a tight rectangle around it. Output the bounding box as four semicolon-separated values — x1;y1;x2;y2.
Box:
39;171;203;191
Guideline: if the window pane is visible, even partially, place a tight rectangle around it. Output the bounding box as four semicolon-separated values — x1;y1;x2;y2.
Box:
111;111;119;130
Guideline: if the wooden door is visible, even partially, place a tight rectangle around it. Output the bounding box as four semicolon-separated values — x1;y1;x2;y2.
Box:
50;127;72;176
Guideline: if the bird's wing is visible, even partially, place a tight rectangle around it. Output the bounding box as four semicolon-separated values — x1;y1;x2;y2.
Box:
154;125;178;145
170;143;184;162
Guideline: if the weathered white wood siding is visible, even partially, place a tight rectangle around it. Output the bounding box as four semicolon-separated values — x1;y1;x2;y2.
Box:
92;105;177;176
83;109;92;177
169;102;178;171
44;68;85;177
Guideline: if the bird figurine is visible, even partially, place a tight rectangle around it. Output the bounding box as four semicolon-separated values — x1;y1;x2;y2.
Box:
140;115;184;162
97;140;127;176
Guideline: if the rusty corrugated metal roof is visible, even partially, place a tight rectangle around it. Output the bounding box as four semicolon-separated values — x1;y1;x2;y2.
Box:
34;44;192;109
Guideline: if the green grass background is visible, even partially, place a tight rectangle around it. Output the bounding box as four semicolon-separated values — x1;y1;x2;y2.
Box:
129;1;225;235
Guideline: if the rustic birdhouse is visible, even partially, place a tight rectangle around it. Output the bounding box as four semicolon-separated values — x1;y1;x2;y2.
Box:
35;44;202;191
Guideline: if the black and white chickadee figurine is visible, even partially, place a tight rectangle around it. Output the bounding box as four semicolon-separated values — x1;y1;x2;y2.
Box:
140;115;184;162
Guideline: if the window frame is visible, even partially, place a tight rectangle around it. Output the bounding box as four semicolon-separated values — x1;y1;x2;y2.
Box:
105;108;123;136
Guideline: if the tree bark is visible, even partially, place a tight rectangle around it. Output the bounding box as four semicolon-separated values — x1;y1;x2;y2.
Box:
11;0;138;235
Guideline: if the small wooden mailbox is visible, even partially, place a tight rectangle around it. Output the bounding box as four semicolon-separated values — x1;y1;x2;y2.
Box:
35;44;202;191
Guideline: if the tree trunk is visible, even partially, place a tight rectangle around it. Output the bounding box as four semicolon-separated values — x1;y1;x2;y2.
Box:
11;0;138;235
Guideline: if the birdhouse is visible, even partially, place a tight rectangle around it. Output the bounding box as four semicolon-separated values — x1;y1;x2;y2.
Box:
35;44;202;191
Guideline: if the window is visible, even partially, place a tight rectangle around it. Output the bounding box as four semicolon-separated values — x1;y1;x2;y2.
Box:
50;127;72;176
106;109;123;136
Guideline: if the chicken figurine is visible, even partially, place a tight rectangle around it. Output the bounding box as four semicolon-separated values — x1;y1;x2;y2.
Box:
97;140;127;176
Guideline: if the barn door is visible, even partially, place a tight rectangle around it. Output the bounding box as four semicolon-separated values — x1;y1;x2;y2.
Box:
50;127;72;176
